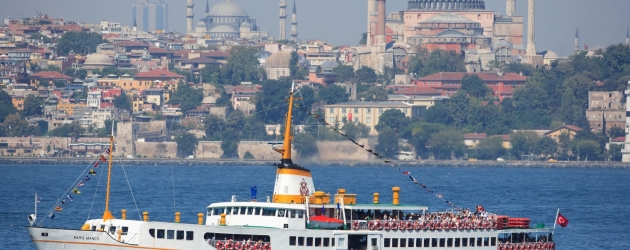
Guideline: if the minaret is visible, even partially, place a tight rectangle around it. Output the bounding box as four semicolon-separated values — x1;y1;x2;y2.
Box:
626;27;629;45
367;0;377;46
290;0;298;43
376;0;386;45
574;27;579;54
279;0;287;40
205;0;210;15
525;0;536;56
186;0;194;34
506;0;516;17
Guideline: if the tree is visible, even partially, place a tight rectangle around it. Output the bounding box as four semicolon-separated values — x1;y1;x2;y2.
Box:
609;144;623;161
221;128;240;158
423;104;453;125
404;122;445;158
512;83;552;129
533;137;558;158
318;84;349;105
359;32;367;46
47;65;62;73
408;48;465;77
255;79;292;123
428;129;465;160
341;122;370;139
4;113;34;136
221;46;264;85
168;83;203;112
359;86;388;102
53;80;67;88
375;127;399;158
375;109;411;133
48;121;83;139
609;127;625;138
448;91;471;128
64;68;77;78
175;132;198;158
293;133;318;158
204;114;226;140
460;74;490;98
509;132;540;159
75;68;88;80
476;137;506;160
113;92;132;111
22;95;44;117
289;51;299;77
355;66;377;84
332;65;355;82
57;31;107;56
575;139;601;161
603;43;630;74
559;88;589;129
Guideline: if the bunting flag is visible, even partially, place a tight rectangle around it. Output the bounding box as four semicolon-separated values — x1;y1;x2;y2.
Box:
99;155;107;162
93;162;99;168
294;103;462;211
48;212;55;220
105;148;110;154
37;196;41;203
77;181;84;187
61;200;66;205
89;169;97;176
83;175;91;181
66;194;73;201
72;188;81;194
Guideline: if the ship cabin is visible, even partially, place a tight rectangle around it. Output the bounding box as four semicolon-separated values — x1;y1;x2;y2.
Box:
81;218;145;244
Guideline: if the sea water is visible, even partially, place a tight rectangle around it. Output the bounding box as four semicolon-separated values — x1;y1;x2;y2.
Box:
0;164;628;249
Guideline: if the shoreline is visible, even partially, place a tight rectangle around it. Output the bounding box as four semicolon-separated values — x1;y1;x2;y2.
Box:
0;157;628;168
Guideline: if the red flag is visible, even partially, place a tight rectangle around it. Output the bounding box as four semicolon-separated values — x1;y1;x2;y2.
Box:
557;213;569;227
93;162;99;168
402;171;410;175
99;155;107;162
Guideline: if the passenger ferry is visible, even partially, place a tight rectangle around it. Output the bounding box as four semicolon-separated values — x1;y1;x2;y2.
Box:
27;83;557;250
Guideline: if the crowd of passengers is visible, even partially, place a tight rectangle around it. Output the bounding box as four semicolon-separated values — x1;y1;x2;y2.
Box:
353;205;495;224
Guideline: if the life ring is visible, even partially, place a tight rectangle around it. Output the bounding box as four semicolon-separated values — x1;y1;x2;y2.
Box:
476;221;483;230
466;221;472;230
262;244;271;250
406;221;413;231
383;221;390;230
225;241;233;250
390;221;398;230
352;221;360;230
434;221;442;230
368;221;376;230
414;221;422;230
216;241;225;250
493;219;498;229
458;221;465;230
243;243;253;250
449;221;457;230
234;242;242;250
551;242;556;250
422;221;429;230
376;221;383;230
399;221;406;230
428;221;435;230
484;220;491;229
520;244;526;250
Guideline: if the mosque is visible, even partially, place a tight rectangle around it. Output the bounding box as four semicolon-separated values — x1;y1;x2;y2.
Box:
186;0;270;40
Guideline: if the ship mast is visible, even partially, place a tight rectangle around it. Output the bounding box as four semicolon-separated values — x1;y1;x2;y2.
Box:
280;82;296;162
102;121;115;221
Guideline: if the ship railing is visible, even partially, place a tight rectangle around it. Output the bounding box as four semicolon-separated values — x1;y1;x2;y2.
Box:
348;220;369;230
351;218;502;231
498;241;555;250
207;239;271;249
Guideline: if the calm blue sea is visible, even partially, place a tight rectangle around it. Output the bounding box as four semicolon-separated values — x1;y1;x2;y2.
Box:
0;164;628;249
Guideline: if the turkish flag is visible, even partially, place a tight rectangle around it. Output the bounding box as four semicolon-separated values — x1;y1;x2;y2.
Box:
557;213;569;227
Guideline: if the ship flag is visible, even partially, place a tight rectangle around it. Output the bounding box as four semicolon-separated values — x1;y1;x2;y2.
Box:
48;212;55;219
89;169;97;176
37;196;41;203
61;200;66;205
99;155;107;162
403;171;410;175
72;188;81;194
94;162;99;168
66;194;73;201
83;175;91;181
557;213;569;227
77;181;84;187
105;148;110;154
251;185;258;201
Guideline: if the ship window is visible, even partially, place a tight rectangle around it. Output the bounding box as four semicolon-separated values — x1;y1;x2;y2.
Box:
262;208;276;216
240;207;246;215
484;237;490;246
307;237;313;246
491;237;497;246
416;238;422;247
167;230;174;239
477;237;483;246
232;207;239;214
41;232;48;237
408;238;414;247
447;238;453;247
469;237;475;246
177;230;185;240
186;231;194;241
255;207;261;215
109;226;117;234
247;207;253;215
225;207;232;214
424;238;430;247
384;238;390;247
157;229;165;239
455;238;460;247
400;238;406;247
290;210;296;218
392;238;398;247
332;238;335;246
290;236;296;245
298;210;304;218
432;238;438;247
315;237;322;246
122;227;128;235
324;238;330;247
149;229;155;238
91;226;96;231
277;209;287;217
298;237;305;246
462;238;468;247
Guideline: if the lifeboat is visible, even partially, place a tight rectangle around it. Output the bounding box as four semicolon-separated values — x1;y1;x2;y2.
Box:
309;216;343;229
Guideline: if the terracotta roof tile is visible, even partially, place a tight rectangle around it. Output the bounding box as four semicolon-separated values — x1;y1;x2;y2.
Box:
612;136;625;142
113;41;149;47
135;69;185;79
464;133;487;139
418;72;527;82
30;71;72;79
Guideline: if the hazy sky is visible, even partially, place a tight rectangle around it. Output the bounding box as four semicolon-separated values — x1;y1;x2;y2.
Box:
2;0;629;56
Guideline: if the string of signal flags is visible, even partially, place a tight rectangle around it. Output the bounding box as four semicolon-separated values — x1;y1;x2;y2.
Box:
294;103;461;211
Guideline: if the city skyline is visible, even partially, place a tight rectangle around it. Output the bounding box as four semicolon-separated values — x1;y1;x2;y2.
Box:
1;0;629;56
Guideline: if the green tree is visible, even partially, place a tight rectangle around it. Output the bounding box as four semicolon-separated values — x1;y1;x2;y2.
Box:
243;151;255;159
53;80;67;88
293;133;318;158
113;92;132;111
47;65;62;73
22;95;44;117
359;32;367;46
375;109;411;133
255;79;292;123
64;67;77;78
318;84;349;105
221;46;264;85
575;139;601;161
168;83;203;112
204;114;226;140
609;144;623;161
332;65;355;82
559;88;589;128
476;137;506;160
4;113;33;136
175;132;198;158
448;91;471;128
57;31;107;56
428;129;465;160
221;128;240;158
408;48;465;77
289;51;299;77
509;132;540;159
423;104;453;125
512;83;552;129
75;68;88;80
404;122;445;158
533;137;558;157
355;66;377;84
609;127;625;138
359;86;388;102
375;127;399;158
48;121;83;139
603;43;630;74
341;122;370;139
97;119;117;137
460;74;490;98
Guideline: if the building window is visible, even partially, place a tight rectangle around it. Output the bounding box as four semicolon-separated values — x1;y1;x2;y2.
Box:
366;108;371;114
329;108;334;114
378;108;384;114
366;117;371;124
342;108;346;114
354;108;359;114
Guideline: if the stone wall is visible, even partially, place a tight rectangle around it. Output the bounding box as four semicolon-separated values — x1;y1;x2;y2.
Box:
238;141;278;160
196;141;222;158
116;122;135;157
0;136;70;156
135;142;177;158
314;139;372;161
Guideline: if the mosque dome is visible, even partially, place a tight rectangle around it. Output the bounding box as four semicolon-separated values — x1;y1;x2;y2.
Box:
208;1;248;17
196;21;207;28
255;51;272;60
84;53;114;66
240;21;251;28
209;25;238;33
265;51;292;68
545;50;559;58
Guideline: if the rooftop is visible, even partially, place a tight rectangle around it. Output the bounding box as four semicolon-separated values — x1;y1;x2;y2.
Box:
325;101;413;108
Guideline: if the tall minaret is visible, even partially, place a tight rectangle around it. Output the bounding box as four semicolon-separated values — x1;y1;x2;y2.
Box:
506;0;516;17
186;0;194;34
525;0;536;56
574;27;579;54
626;27;629;45
291;0;298;43
205;0;210;15
367;0;377;46
279;0;287;40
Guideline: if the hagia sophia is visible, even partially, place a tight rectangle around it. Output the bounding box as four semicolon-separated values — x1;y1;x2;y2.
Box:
186;0;271;40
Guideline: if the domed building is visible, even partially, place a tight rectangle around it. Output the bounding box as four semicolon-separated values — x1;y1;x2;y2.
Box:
265;51;292;80
83;53;114;72
198;0;267;39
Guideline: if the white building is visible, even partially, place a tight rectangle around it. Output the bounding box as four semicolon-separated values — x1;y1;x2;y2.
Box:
87;90;102;108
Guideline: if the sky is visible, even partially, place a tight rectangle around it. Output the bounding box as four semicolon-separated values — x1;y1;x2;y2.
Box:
2;0;630;56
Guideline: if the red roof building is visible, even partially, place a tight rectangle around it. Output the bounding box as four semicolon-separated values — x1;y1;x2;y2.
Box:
414;72;527;100
29;71;73;87
134;69;185;82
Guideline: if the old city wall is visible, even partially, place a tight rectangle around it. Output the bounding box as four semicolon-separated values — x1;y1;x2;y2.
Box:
238;141;278;160
0;136;70;156
135;142;177;158
314;139;371;161
196;141;222;158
